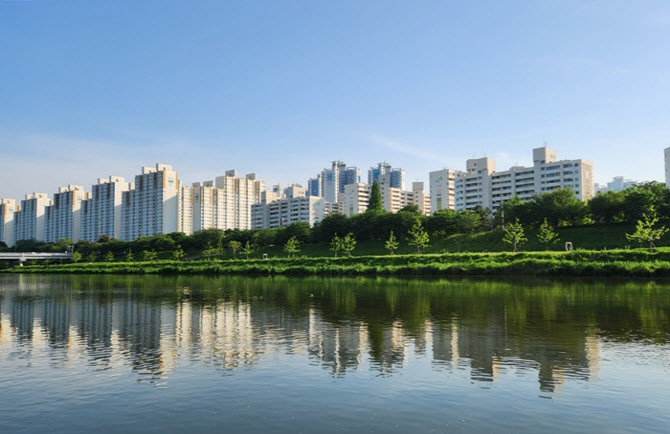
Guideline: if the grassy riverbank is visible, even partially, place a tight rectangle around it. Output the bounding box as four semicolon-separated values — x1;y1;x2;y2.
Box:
7;249;670;277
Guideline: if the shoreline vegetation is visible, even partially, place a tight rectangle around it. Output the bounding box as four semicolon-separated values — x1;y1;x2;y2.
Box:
4;184;670;277
7;249;670;277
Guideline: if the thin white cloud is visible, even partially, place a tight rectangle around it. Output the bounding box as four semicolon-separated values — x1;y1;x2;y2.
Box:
367;134;453;166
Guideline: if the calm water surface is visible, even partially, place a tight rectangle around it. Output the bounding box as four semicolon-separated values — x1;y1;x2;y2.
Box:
1;274;669;433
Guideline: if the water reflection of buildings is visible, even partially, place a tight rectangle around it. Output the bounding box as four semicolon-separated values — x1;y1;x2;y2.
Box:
0;281;603;391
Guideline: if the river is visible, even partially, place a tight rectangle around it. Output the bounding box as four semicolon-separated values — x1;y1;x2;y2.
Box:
0;274;669;433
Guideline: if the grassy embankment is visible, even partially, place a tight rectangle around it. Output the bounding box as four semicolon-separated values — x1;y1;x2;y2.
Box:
8;248;670;277
5;223;670;277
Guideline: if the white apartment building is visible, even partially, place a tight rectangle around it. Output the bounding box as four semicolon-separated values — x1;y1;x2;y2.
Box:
251;195;342;229
665;147;670;188
15;193;51;242
0;198;18;247
121;164;179;240
432;147;594;212
342;183;370;216
406;182;431;215
429;169;465;213
455;157;496;210
214;171;265;230
44;185;89;243
80;176;132;241
189;171;265;233
379;174;430;215
177;185;193;235
595;176;637;193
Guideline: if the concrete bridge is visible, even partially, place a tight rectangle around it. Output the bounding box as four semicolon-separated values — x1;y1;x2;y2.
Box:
0;252;73;265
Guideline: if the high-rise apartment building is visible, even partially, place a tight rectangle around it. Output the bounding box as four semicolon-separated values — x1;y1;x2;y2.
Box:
307;175;321;197
251;194;341;229
177;185;193;235
15;193;51;242
429;169;464;213
313;161;360;203
214;171;265;230
80;176;132;241
378;174;430;215
432;147;594;212
368;162;405;190
0;198;18;247
595;176;637;193
189;171;265;233
342;183;370;217
121;164;179;240
44;185;89;243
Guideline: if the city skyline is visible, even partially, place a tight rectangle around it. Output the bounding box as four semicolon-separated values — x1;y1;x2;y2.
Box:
2;1;670;200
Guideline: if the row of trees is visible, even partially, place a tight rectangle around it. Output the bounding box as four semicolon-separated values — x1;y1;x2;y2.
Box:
501;182;670;228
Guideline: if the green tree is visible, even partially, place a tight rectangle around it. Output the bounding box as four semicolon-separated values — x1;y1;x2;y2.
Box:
455;210;482;233
104;251;114;262
87;252;97;263
329;233;342;257
125;249;134;262
626;207;668;252
537;218;559;250
368;181;382;212
71;251;82;263
385;230;399;255
240;241;254;260
228;240;242;257
173;245;185;261
202;248;218;261
407;219;429;254
143;250;157;262
589;191;625;223
341;232;357;257
503;219;527;252
284;236;301;258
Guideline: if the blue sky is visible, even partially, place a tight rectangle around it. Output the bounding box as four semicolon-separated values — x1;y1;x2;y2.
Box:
2;0;670;200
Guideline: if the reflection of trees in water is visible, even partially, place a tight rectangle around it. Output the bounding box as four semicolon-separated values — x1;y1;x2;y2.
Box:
0;274;668;389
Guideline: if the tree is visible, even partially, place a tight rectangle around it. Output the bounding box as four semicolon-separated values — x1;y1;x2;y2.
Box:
71;252;82;263
125;249;134;262
455;210;482;234
240;241;254;260
87;252;97;263
537;218;559;250
368;181;382;212
202;248;218;261
284;236;301;258
173;245;185;262
329;233;342;257
398;204;421;215
341;233;357;257
407;219;429;254
97;234;113;243
503;219;527;252
626;207;668;252
589;191;625;223
143;250;157;262
385;230;399;255
104;251;114;262
228;240;242;257
424;209;458;236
